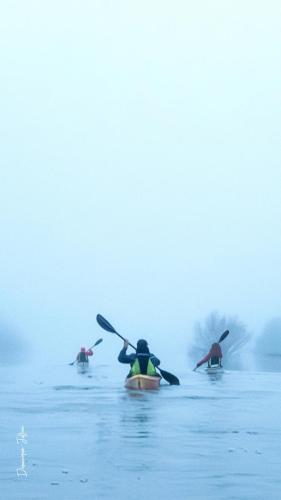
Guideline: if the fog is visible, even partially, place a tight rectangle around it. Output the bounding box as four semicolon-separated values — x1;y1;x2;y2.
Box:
1;2;281;370
254;317;281;371
0;322;28;364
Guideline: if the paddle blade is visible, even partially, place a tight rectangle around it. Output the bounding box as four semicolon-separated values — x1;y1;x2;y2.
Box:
218;330;229;343
94;338;103;347
96;314;117;334
158;367;180;385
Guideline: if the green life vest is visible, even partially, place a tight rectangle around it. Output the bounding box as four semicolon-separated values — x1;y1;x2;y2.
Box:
130;357;157;376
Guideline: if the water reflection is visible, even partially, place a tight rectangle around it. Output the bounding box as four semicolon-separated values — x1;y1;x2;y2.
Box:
119;392;158;442
205;368;224;383
207;372;224;383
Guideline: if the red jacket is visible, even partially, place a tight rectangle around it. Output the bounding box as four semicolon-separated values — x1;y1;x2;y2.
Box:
196;343;222;368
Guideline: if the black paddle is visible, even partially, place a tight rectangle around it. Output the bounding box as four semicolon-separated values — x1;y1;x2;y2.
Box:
193;330;230;371
218;330;229;343
96;314;180;385
69;338;103;365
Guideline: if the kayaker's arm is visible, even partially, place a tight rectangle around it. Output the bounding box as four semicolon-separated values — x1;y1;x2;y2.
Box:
196;351;211;368
150;354;160;367
118;347;136;364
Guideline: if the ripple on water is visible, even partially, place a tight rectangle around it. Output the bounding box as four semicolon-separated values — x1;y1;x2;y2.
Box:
53;385;100;391
185;395;242;400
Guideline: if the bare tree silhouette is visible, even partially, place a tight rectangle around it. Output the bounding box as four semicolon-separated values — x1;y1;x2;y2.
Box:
189;311;251;369
0;322;27;364
255;317;281;355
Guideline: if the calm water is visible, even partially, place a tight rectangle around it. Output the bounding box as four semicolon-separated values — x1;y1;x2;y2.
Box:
1;363;281;500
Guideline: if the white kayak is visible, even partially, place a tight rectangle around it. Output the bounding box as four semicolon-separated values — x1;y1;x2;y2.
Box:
77;361;89;374
205;364;223;374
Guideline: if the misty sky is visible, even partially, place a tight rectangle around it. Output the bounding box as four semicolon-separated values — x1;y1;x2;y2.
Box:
0;1;280;365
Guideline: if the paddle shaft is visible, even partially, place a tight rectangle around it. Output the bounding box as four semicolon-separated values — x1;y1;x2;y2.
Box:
113;331;137;351
88;342;98;350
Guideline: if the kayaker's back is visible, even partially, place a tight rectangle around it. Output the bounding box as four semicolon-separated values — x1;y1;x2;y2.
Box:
77;351;88;363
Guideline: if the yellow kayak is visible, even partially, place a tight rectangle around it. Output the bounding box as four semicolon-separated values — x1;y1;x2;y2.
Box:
125;374;161;390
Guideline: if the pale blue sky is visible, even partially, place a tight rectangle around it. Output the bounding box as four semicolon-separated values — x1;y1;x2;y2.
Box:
0;1;281;364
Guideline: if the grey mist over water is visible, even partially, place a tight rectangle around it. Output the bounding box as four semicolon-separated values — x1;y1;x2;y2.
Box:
1;1;281;366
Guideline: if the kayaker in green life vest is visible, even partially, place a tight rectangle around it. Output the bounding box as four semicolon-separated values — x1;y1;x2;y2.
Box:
118;339;161;377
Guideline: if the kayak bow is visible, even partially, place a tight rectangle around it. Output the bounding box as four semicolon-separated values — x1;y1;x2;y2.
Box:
77;361;89;374
205;364;223;374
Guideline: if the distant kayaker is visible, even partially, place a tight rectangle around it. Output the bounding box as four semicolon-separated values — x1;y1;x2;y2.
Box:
118;339;161;377
76;347;93;363
193;343;223;371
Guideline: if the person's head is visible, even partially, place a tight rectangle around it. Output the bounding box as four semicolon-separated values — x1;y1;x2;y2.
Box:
80;347;86;352
136;339;149;354
210;343;221;355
